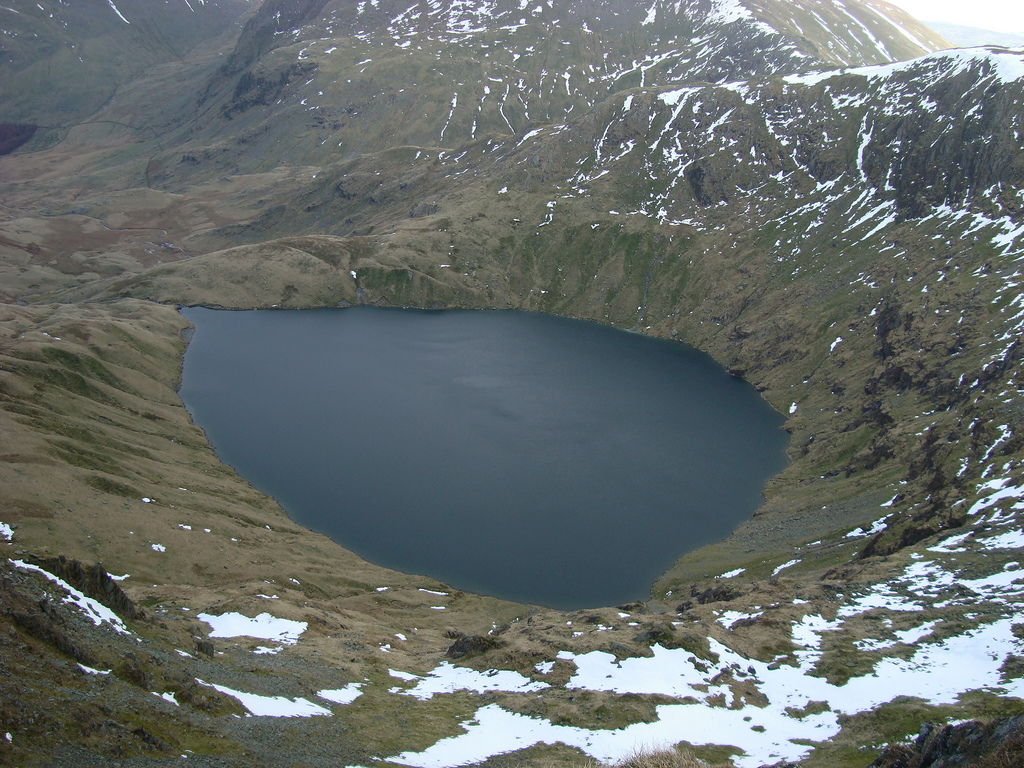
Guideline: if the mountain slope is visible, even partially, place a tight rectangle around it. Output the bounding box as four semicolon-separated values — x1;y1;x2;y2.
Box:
137;0;949;176
3;0;1024;766
0;0;253;143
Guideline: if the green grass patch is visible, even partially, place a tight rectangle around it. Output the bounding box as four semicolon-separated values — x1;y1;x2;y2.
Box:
84;475;141;498
671;741;743;765
45;440;124;475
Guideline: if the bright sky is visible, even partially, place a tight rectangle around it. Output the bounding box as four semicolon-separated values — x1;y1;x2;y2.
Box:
887;0;1024;36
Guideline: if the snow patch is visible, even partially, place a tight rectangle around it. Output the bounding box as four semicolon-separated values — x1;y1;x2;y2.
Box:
197;612;307;645
398;662;548;700
772;559;799;576
197;680;331;718
318;682;364;705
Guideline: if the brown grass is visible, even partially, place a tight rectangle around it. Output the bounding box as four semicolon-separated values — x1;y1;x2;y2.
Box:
579;747;734;768
978;732;1024;768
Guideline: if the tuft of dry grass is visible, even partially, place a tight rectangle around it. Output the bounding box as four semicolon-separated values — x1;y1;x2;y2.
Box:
978;732;1024;768
577;747;734;768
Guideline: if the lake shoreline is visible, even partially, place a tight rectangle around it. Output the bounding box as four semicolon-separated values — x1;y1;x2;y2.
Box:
178;305;790;610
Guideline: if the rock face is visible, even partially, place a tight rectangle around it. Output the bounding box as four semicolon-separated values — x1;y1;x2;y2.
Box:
28;556;146;622
693;584;744;605
870;716;1024;767
445;633;505;659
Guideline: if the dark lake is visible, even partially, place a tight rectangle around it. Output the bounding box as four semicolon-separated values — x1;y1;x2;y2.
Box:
177;306;788;610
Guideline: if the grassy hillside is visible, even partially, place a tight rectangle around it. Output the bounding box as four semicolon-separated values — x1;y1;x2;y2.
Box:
1;0;1023;766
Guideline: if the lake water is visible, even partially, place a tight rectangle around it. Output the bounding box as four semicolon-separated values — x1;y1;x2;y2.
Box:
178;306;788;610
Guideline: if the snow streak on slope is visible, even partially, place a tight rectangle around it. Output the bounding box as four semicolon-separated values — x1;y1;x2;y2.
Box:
106;0;129;24
544;47;1024;247
865;1;941;51
706;0;763;26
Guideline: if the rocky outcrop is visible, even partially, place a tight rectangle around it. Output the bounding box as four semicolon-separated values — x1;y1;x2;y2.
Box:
27;556;146;622
223;61;318;120
693;584;745;605
445;633;505;659
870;716;1024;767
199;0;332;109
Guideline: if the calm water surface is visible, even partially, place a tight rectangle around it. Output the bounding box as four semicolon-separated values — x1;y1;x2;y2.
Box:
178;307;788;609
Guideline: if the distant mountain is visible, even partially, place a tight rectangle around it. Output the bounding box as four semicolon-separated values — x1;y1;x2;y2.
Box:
127;0;949;179
0;0;253;139
925;21;1024;49
0;0;949;158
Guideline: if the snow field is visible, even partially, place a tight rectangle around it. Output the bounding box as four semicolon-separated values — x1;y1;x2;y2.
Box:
388;615;1024;768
